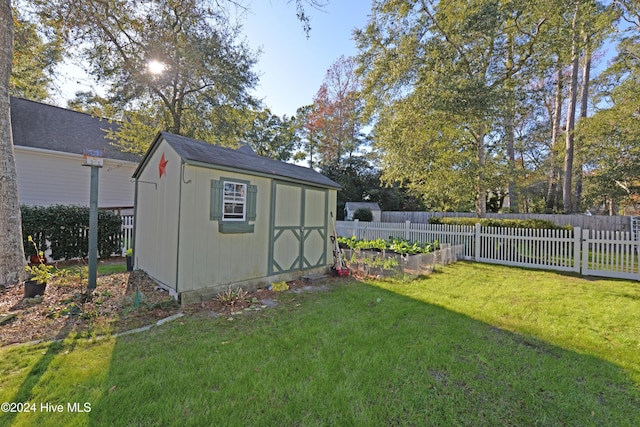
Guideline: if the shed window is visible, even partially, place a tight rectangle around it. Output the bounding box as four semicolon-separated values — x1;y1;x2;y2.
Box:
210;178;257;233
223;181;246;221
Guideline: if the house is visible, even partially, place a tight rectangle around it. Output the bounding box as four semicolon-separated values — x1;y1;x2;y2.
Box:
132;132;341;303
11;96;140;212
345;202;382;221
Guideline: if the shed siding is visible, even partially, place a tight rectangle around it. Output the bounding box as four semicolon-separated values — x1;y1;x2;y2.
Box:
177;166;272;293
134;141;181;289
15;147;136;208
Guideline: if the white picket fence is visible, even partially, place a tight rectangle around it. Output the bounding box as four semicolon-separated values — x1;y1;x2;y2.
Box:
336;220;640;281
120;214;134;255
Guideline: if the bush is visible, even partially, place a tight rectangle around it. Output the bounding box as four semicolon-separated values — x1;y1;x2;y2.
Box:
21;205;122;260
428;216;571;230
353;207;373;222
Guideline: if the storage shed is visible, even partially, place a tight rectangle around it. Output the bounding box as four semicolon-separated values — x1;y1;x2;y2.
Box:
345;202;382;221
132;132;341;303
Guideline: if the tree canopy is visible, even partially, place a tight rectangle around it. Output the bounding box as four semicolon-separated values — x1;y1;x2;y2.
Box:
354;0;627;216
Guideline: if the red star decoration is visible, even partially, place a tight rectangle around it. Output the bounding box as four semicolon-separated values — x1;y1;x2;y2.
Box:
158;153;168;178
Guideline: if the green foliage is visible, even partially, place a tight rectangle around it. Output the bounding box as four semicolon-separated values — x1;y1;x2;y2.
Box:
428;217;570;230
352;207;373;222
10;7;62;100
24;236;56;284
337;236;439;255
37;0;258;152
21;205;122;260
245;109;300;161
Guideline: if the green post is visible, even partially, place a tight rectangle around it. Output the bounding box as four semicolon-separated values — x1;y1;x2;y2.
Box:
87;165;100;289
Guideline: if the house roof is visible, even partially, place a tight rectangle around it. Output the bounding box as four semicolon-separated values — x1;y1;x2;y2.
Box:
345;202;381;211
134;132;341;189
10;96;141;163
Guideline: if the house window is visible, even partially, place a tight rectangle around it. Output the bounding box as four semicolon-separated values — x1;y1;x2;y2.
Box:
223;181;246;221
211;178;257;233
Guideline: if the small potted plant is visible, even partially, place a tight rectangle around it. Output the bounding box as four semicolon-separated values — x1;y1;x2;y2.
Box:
125;248;133;271
24;236;55;298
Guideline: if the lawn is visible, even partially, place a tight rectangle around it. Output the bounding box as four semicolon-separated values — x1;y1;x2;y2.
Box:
1;262;639;426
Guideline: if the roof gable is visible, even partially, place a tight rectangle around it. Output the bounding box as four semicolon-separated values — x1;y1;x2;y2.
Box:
10;96;141;163
134;132;341;189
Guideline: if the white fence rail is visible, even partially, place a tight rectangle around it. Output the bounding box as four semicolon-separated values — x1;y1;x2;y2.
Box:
120;215;134;255
336;220;640;281
582;229;639;280
476;224;580;273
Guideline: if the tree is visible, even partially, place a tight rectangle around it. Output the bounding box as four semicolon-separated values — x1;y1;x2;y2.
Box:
1;0;27;288
244;109;300;161
37;0;258;153
563;2;582;213
356;0;549;217
309;55;367;168
10;7;61;101
576;0;640;213
294;104;323;167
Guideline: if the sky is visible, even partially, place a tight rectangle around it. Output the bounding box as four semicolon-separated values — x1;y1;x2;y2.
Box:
240;0;371;117
55;0;373;119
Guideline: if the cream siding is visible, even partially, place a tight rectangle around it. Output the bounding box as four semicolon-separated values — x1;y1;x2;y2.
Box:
177;166;271;293
133;134;339;300
134;141;181;290
14;146;136;208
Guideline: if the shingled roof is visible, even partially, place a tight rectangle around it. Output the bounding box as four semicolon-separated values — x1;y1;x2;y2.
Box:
10;96;141;163
134;132;341;189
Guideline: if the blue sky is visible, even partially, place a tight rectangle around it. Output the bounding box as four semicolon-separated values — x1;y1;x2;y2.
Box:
55;1;372;119
242;0;371;117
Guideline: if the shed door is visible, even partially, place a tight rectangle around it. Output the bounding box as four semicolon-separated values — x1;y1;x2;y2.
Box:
269;182;328;275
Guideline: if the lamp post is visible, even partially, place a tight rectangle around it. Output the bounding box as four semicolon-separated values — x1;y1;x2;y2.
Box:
83;149;103;290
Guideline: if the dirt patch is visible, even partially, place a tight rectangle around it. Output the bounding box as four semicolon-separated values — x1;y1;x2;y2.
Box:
1;267;339;347
0;270;181;346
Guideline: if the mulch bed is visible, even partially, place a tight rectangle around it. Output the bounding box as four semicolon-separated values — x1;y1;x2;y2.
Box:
0;265;338;347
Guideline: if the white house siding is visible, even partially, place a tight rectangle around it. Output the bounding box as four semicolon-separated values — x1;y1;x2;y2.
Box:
177;165;272;293
14;146;136;208
133;141;181;290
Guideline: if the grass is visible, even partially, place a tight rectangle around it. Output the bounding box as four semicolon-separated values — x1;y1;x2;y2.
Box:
56;260;127;278
1;262;639;426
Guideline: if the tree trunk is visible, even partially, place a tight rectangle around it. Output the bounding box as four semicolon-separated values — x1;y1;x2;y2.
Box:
546;65;563;212
574;37;591;213
504;30;517;212
0;0;27;287
475;125;487;218
563;3;580;213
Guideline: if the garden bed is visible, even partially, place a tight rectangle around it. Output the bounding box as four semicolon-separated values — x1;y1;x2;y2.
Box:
343;244;465;279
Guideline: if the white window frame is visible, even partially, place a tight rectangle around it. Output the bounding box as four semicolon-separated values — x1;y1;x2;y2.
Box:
222;181;247;221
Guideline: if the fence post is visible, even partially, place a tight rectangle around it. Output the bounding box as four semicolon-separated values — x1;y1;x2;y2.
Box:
581;228;589;274
354;219;360;239
573;227;581;273
405;220;411;241
474;223;481;261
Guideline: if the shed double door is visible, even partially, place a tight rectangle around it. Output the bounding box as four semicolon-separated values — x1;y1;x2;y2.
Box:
269;182;328;275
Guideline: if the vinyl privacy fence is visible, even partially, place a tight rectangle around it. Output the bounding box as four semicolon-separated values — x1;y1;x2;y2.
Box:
335;220;640;281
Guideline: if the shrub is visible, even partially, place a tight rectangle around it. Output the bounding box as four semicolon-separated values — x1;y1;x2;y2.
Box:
353;207;373;222
428;216;571;230
21;205;123;260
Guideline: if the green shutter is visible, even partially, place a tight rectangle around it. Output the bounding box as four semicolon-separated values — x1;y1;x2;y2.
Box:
247;184;257;221
210;180;223;220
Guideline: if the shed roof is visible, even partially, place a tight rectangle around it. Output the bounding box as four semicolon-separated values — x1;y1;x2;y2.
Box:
10;96;141;163
345;202;382;211
134;132;341;189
